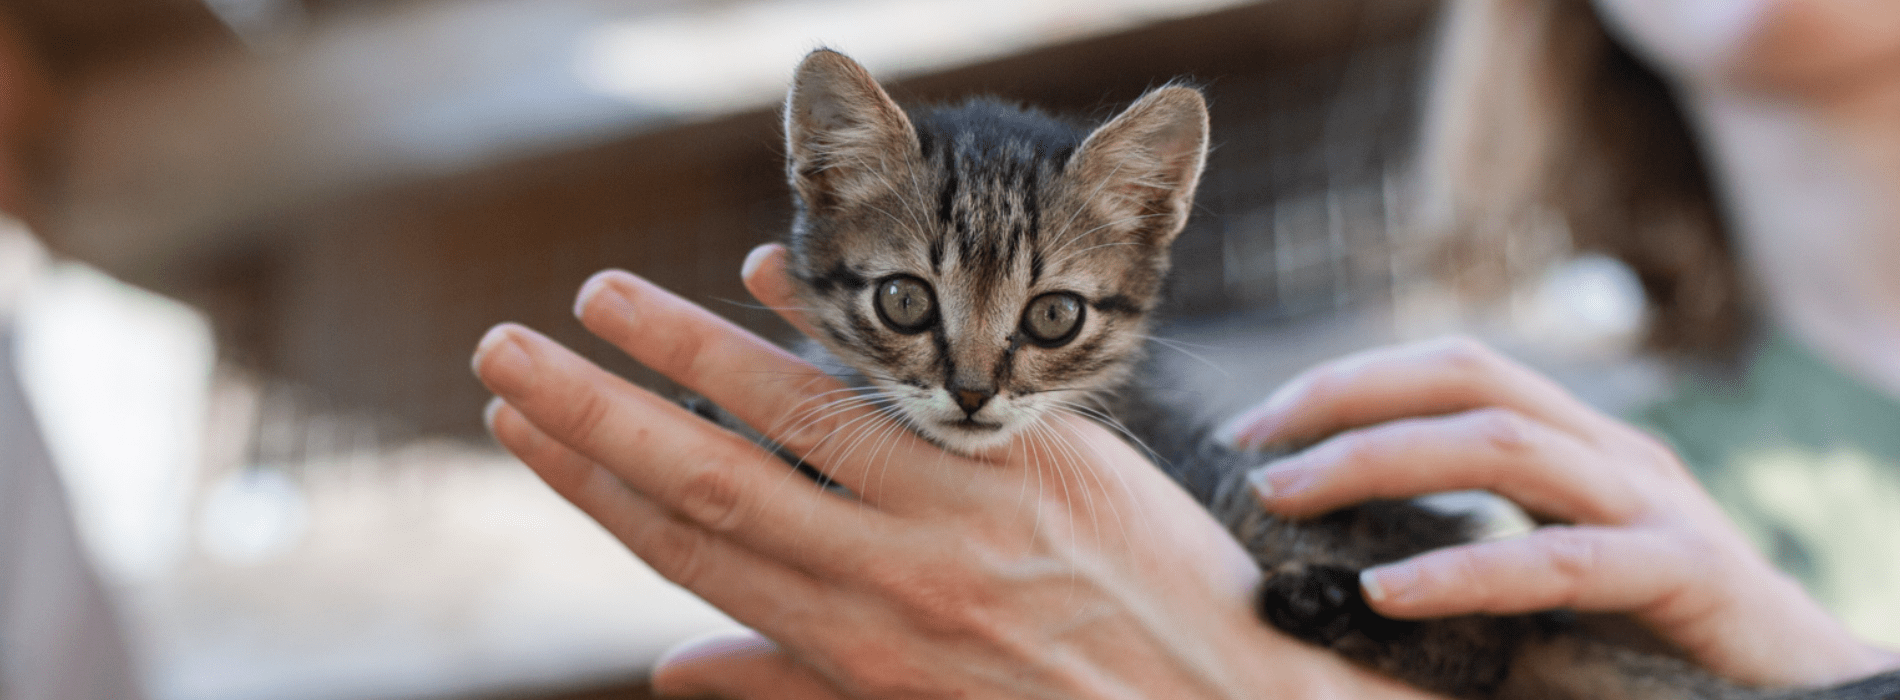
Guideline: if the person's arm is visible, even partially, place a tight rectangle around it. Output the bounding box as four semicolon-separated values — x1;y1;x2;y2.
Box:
474;245;1447;700
1226;339;1900;688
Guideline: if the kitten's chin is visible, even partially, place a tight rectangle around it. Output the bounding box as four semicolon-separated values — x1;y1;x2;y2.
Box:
917;419;1022;457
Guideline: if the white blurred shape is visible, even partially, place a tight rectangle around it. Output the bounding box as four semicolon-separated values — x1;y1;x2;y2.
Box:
199;469;310;564
14;261;215;585
0;218;46;312
1593;0;1772;79
575;0;1254;115
1517;253;1649;355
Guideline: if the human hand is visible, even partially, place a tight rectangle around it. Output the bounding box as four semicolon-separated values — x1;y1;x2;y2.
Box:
1225;338;1900;687
473;244;1447;700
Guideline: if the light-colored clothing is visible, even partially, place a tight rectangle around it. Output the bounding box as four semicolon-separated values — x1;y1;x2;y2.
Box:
0;322;146;700
1641;333;1900;647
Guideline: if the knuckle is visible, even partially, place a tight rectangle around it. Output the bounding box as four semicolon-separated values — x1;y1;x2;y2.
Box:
564;389;615;447
645;521;712;590
674;462;747;532
1468;408;1535;457
1327;429;1386;468
863;554;999;638
1539;529;1602;604
779;403;850;456
655;310;711;378
1432;335;1497;371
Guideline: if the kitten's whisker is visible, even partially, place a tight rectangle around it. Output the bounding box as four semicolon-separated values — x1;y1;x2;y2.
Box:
1048;212;1169;262
709;297;818;314
1047;398;1168;473
1139;336;1231;378
767;391;901;483
1047;241;1144;268
1041;416;1134;557
1047;160;1127;256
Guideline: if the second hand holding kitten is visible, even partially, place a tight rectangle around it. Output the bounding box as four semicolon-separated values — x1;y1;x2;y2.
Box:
1225;340;1900;688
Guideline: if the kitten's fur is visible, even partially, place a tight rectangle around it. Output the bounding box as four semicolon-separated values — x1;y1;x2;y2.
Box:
753;49;1900;700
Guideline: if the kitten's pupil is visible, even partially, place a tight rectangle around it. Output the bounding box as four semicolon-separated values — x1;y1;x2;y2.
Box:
1022;293;1084;346
875;276;936;333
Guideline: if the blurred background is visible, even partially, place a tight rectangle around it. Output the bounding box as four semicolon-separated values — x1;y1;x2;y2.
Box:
0;1;1660;699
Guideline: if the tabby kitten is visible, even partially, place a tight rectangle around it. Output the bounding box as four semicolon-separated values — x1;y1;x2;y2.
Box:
763;48;1900;700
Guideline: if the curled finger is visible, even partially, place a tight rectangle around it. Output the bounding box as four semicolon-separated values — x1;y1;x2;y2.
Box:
1358;525;1694;619
1226;337;1608;450
1251;408;1640;524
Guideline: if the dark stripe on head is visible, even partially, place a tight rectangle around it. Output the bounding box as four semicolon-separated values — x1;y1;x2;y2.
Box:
932;327;955;389
808;262;869;295
847;310;901;366
936;160;959;226
993;335;1024;389
1041;334;1116;384
1092;294;1145;316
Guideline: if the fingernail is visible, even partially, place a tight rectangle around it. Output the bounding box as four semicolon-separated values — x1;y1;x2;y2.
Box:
653;629;773;670
1217;417;1272;449
1361;562;1415;604
741;244;777;281
1247;461;1312;501
575;271;634;321
472;324;532;392
483;396;506;430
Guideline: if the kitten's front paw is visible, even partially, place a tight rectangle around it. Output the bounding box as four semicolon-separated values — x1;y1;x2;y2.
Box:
1258;564;1414;646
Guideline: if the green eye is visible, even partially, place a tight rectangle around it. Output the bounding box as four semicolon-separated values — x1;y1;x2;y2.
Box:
1021;292;1084;346
875;275;936;333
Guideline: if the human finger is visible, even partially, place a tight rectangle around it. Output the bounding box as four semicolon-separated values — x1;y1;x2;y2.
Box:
572;269;951;505
484;397;840;635
473;322;885;575
1357;525;1696;619
1250;408;1640;524
740;244;821;341
1225;338;1608;449
652;631;845;700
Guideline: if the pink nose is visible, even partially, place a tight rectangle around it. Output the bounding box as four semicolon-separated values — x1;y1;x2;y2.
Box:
954;389;992;416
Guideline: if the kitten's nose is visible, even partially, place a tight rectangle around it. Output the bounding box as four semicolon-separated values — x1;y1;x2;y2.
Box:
953;388;993;417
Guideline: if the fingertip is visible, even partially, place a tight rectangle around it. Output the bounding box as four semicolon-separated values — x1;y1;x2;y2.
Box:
741;244;785;283
483;396;506;433
652;629;776;695
472;323;534;392
574;269;640;325
1360;561;1422;614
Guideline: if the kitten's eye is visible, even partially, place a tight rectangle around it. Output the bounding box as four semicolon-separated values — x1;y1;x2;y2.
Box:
874;275;936;333
1021;292;1085;347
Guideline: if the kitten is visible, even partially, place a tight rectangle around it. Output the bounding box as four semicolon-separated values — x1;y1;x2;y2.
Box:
751;48;1900;700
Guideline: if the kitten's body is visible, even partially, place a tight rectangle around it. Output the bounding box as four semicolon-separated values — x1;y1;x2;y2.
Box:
749;49;1900;700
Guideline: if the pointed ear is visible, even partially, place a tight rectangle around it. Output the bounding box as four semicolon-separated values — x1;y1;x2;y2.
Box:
784;49;920;212
1067;85;1209;246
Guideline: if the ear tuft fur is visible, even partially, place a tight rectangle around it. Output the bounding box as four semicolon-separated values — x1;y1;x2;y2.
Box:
1067;85;1210;246
784;49;920;212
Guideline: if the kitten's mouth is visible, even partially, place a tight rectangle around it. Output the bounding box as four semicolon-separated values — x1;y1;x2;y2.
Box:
943;418;1004;432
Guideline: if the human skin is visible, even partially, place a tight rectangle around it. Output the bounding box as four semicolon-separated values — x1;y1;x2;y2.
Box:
473;245;1446;700
1224;341;1900;689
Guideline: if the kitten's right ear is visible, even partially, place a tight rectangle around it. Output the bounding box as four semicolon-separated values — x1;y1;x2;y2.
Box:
784;49;919;212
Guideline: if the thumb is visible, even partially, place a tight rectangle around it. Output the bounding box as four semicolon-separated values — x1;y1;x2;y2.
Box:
651;630;846;700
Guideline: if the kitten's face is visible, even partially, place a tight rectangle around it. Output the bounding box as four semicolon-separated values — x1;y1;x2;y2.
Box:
781;50;1207;455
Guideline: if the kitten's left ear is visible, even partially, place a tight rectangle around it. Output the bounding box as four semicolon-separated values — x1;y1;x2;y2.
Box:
1068;85;1209;246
